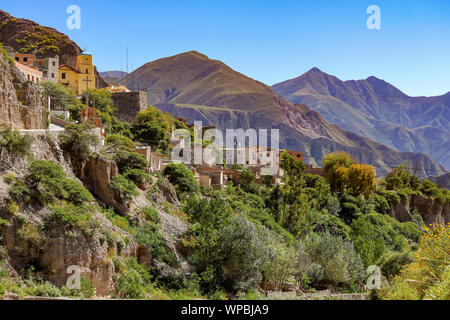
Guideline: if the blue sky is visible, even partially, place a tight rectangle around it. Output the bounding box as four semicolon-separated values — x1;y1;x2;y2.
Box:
2;0;450;96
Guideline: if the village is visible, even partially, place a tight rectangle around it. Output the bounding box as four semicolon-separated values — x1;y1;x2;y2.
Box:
4;47;322;191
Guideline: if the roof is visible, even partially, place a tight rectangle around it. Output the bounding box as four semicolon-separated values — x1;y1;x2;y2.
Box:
80;51;92;56
59;64;80;73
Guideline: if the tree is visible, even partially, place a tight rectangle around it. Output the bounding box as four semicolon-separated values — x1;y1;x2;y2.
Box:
59;123;99;162
322;152;354;193
298;232;364;289
41;81;84;121
280;151;305;180
163;163;200;197
347;164;377;197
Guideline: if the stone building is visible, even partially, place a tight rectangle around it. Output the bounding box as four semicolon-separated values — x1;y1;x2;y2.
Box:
35;56;59;82
112;91;147;123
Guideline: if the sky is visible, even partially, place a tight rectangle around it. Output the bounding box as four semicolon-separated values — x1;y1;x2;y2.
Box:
2;0;450;97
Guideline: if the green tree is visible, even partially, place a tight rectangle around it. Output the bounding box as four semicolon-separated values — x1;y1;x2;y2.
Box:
59;123;99;162
163;163;200;197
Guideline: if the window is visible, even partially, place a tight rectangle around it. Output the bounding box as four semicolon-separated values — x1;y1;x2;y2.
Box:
15;57;19;61
43;71;47;77
23;57;28;62
86;68;89;74
51;73;55;78
52;61;56;66
62;73;66;79
297;154;301;158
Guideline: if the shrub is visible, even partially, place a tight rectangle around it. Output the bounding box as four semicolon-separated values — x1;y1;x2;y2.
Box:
298;232;365;289
134;222;167;262
25;160;93;205
59;123;99;162
213;215;273;293
350;213;406;267
45;204;98;237
109;174;139;202
0;126;32;157
380;223;450;300
7;201;19;216
140;206;161;224
114;257;152;299
113;150;148;173
377;251;414;279
163;163;200;197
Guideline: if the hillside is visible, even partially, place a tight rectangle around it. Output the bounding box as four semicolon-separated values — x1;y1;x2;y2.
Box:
0;9;108;89
120;51;444;176
273;68;450;170
100;71;128;85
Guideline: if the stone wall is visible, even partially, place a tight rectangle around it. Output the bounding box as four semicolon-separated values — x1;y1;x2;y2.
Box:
112;91;147;123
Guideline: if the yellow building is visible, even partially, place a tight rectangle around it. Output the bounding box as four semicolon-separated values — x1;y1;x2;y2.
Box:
59;52;96;95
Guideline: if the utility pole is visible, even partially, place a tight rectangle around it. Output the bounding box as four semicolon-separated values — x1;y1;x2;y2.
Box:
83;75;92;122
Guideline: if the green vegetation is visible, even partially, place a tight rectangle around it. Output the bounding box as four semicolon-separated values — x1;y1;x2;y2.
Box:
163;163;200;198
59;123;100;162
0;126;32;157
109;174;139;202
10;160;93;206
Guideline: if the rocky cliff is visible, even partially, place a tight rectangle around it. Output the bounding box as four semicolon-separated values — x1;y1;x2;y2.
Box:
0;49;46;129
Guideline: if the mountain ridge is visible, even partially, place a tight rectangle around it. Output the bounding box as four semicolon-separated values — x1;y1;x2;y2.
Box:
120;51;444;176
273;68;450;169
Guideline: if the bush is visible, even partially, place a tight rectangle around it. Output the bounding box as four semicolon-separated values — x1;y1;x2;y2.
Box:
213;215;272;293
377;251;414;279
45;204;98;237
109;174;139;202
134;222;167;262
24;160;93;205
163;163;200;197
350;213;406;267
114;257;152;299
59;123;99;162
0;126;32;157
140;206;161;224
298;232;365;289
380;223;450;300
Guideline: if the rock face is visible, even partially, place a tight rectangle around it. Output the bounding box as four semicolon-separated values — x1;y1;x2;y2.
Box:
0;50;46;129
390;195;450;226
0;210;138;296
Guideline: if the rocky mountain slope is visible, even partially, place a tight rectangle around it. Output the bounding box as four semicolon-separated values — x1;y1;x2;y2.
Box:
0;10;107;89
273;68;450;170
120;51;444;176
100;71;128;85
0;48;46;129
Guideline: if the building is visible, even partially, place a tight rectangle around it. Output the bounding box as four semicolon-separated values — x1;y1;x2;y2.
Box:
35;56;59;82
13;53;35;67
134;146;165;172
13;53;59;83
14;61;42;84
112;91;147;123
59;52;96;95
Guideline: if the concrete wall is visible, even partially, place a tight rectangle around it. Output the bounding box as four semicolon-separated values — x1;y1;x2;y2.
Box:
112;91;147;123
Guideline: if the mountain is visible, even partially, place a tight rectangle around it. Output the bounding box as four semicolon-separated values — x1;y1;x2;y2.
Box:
100;71;128;85
119;51;444;177
429;173;450;190
273;68;450;170
0;9;108;88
